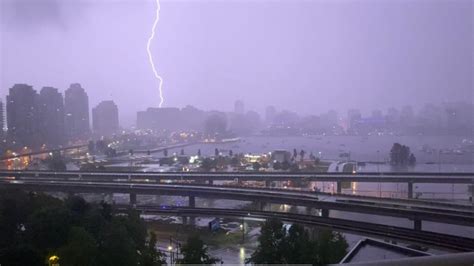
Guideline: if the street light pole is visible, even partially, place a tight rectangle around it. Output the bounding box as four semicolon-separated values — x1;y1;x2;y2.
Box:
241;218;245;244
377;150;381;198
169;236;173;265
438;150;441;173
377;150;380;173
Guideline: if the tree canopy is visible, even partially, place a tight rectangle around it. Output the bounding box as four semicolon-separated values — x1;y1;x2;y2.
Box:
247;218;348;265
177;235;219;265
0;189;165;266
390;143;417;166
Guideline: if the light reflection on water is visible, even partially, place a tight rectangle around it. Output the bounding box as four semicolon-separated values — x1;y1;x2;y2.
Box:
239;247;246;264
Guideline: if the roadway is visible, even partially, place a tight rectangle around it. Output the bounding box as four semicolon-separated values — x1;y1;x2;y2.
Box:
1;179;472;229
1;170;472;183
5;175;473;212
115;205;474;252
9;169;470;199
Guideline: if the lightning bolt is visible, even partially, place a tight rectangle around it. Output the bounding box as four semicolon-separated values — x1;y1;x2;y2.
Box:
147;0;164;108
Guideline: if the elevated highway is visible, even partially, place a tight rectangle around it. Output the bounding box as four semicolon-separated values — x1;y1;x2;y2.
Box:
115;205;474;252
1;179;472;231
5;175;472;212
1;170;473;198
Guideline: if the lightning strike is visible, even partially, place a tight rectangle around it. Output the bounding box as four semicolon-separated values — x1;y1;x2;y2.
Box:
147;0;164;108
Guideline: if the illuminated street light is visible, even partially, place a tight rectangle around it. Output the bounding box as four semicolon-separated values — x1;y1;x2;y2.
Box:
48;255;60;266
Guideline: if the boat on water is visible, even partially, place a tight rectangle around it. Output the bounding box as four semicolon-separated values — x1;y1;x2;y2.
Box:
202;138;241;144
220;137;241;143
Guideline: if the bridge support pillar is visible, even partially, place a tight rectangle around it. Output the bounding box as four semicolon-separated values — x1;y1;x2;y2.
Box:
414;219;422;231
189;196;196;208
255;201;266;211
208;179;213;185
129;193;137;206
305;206;312;215
336;181;342;194
408;182;414;199
321;209;329;218
265;180;271;187
182;216;188;225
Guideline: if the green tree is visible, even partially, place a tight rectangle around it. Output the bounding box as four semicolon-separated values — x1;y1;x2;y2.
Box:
177;235;219;265
248;220;348;265
390;143;413;166
408;153;417;165
313;229;348;265
283;224;314;264
59;227;99;266
200;158;215;171
0;189;153;266
300;149;306;161
28;206;72;253
119;210;147;250
140;232;166;266
247;218;286;264
98;224;139;266
1;244;42;266
65;196;89;223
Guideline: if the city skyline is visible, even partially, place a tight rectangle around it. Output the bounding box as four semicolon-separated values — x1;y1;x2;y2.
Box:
2;82;473;129
3;83;122;148
1;0;471;126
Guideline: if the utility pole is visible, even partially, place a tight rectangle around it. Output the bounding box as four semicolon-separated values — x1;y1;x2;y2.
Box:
377;150;380;173
241;217;245;244
438;150;441;173
169;236;173;265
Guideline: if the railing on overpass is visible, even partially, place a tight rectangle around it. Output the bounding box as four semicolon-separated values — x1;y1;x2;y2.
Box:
1;179;473;229
1;170;473;199
114;205;474;252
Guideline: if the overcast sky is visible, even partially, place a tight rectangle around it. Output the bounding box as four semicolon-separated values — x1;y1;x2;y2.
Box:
1;0;472;126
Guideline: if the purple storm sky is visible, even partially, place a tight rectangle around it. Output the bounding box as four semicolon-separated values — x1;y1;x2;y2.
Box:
0;0;472;126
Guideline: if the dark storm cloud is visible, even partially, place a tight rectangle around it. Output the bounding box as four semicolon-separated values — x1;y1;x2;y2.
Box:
1;0;82;29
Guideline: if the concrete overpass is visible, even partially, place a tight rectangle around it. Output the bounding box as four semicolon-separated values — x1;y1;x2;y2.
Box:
6;175;473;212
0;170;473;199
1;179;473;232
114;205;474;252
